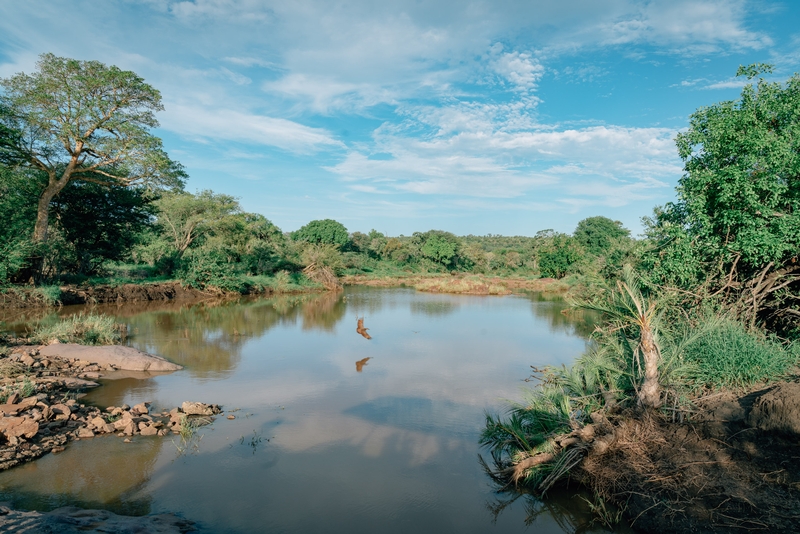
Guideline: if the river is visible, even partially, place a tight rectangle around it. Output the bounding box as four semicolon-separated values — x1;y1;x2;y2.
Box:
0;286;630;533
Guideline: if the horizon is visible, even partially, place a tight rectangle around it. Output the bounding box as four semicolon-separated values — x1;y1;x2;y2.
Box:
2;1;799;237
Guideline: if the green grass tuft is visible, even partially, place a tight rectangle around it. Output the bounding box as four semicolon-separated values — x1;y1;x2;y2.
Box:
683;319;797;389
31;312;123;345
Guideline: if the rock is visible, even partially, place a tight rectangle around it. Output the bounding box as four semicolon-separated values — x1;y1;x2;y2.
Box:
157;428;169;436
6;393;19;405
131;402;149;415
0;417;39;439
122;420;136;436
77;427;94;439
123;438;131;443
51;446;65;453
140;425;158;436
181;402;221;416
20;354;36;367
227;415;235;420
80;372;102;380
49;404;71;421
61;378;100;389
39;344;183;372
89;416;107;430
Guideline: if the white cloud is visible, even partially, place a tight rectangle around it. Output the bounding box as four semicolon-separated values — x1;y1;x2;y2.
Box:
160;103;343;152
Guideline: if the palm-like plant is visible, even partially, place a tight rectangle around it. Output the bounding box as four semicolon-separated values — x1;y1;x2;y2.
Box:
583;265;663;408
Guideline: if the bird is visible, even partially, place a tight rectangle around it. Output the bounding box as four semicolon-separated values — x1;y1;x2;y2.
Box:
356;317;371;340
355;357;371;372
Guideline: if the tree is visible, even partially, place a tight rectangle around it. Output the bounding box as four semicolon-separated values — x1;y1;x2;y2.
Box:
153;190;241;258
49;181;155;274
291;219;349;248
537;233;582;278
0;53;185;244
412;230;461;268
645;64;800;329
573;216;630;256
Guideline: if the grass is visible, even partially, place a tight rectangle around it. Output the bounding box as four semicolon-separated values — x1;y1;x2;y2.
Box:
682;318;798;390
31;312;123;345
0;378;37;403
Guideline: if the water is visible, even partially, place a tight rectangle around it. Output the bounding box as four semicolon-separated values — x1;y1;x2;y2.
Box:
0;287;627;533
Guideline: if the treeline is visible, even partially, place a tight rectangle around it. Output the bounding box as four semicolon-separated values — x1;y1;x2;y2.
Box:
0;167;635;291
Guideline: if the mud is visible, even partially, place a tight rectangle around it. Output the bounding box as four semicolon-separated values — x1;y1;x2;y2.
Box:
342;274;567;294
578;381;800;533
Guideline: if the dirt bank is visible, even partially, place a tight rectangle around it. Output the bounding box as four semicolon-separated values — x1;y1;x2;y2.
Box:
0;282;236;310
577;381;800;533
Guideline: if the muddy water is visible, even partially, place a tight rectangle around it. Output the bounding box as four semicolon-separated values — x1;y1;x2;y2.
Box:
0;287;629;533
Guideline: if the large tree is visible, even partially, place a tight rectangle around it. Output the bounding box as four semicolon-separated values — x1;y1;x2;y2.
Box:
0;53;185;244
644;64;800;330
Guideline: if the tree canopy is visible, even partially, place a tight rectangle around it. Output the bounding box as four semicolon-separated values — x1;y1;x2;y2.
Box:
0;53;185;243
644;64;800;329
291;219;349;248
573;216;630;256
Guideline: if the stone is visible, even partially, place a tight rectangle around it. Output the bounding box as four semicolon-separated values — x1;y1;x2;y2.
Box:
20;355;35;367
6;393;19;405
181;402;221;416
122;420;136;436
131;402;149;415
157;428;169;436
39;344;183;372
227;415;235;420
123;438;131;443
140;425;158;436
0;417;39;439
77;427;95;439
89;416;107;430
50;404;71;421
62;377;99;389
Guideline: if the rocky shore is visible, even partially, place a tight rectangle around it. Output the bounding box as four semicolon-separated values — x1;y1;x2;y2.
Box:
0;344;220;471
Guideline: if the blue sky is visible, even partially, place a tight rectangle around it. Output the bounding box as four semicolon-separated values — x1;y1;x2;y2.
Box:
1;1;799;236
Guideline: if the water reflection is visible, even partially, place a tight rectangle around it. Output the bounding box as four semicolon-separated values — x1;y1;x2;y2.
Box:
0;435;164;516
528;292;598;338
0;288;609;534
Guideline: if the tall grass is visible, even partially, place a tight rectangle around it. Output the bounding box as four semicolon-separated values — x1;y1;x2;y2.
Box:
31;312;123;345
682;318;797;389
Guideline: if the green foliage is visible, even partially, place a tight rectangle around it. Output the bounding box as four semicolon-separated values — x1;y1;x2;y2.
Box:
643;65;800;330
292;219;349;248
683;319;797;389
412;230;461;269
573;216;630;256
0;53;185;192
537;234;583;278
179;247;250;293
49;181;155;274
31;312;122;345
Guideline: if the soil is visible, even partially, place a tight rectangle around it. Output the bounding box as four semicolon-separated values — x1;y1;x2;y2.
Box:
578;381;800;533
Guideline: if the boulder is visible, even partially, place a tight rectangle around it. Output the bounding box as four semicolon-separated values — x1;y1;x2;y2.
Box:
39;344;182;372
181;402;221;416
0;417;39;439
748;383;800;436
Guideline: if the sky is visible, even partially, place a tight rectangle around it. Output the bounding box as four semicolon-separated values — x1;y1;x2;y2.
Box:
1;1;799;237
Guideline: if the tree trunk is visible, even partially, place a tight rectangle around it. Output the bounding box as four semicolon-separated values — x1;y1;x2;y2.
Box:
638;327;661;408
33;177;70;243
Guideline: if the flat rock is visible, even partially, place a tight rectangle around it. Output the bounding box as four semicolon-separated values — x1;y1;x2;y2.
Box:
60;378;100;390
39;344;183;372
0;417;39;439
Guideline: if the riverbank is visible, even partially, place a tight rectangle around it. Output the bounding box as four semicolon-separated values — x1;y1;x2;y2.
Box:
0;279;323;310
342;273;568;295
554;382;800;533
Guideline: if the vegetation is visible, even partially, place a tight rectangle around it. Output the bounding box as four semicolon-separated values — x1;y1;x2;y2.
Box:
31;313;123;345
480;64;800;503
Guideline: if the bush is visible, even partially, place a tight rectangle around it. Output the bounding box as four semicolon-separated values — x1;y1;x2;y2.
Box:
683;319;797;389
179;247;250;293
